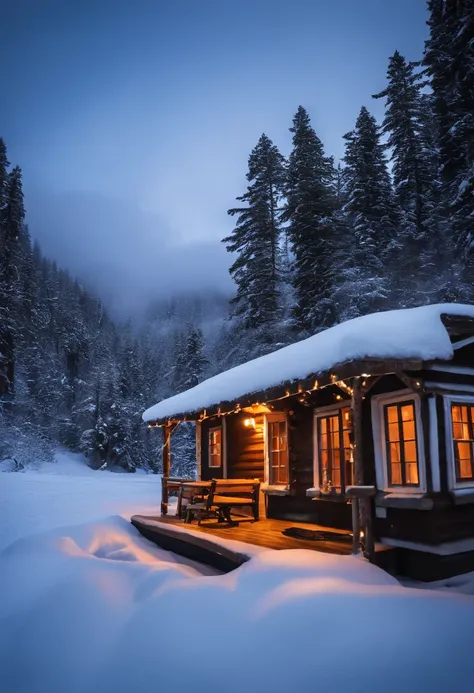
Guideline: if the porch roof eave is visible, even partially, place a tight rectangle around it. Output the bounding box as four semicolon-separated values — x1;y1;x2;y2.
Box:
145;356;427;428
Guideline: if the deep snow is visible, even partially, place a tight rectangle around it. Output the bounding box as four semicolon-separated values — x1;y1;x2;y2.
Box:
2;452;474;693
143;302;474;422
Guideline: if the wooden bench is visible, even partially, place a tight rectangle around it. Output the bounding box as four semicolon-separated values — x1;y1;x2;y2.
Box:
185;478;261;526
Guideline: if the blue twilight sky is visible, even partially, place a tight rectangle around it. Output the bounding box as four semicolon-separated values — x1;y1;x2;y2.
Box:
1;0;429;314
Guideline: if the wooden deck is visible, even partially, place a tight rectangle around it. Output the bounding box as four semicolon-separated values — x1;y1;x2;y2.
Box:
139;515;352;552
131;513;395;574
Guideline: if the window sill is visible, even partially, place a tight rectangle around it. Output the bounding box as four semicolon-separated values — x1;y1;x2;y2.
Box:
306;488;347;502
376;492;433;510
450;488;474;505
261;485;290;496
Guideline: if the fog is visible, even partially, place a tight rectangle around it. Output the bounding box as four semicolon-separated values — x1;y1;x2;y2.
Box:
26;185;233;316
2;0;429;317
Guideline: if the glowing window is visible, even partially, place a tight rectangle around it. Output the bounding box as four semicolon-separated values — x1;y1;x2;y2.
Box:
317;408;352;494
268;418;288;485
383;401;419;486
451;404;474;481
208;427;221;468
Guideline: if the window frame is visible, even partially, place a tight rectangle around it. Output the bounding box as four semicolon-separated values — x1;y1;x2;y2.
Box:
313;403;353;495
264;413;289;489
383;400;420;487
208;426;222;469
371;390;426;494
443;394;474;490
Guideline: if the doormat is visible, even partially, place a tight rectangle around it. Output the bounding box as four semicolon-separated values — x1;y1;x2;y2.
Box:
282;527;352;543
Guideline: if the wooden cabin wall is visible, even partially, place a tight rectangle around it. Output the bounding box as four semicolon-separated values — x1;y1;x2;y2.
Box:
225;412;265;479
199;416;223;481
266;397;353;528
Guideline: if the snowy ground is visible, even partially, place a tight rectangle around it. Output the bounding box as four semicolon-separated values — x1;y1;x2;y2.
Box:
2;451;474;693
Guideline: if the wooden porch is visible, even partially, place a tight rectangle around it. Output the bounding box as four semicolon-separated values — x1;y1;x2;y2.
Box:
131;513;396;574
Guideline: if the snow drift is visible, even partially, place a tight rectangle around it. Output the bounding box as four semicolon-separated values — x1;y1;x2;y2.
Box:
1;515;474;693
143;303;474;422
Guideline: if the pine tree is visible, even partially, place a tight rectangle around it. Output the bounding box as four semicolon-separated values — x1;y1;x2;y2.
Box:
372;50;445;302
337;106;398;318
283;106;337;333
182;326;208;391
0;165;26;398
167;325;208;477
223;133;286;332
423;0;474;294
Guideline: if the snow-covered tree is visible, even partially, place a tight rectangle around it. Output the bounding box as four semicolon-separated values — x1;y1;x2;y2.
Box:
336;106;398;318
223;133;286;332
424;0;474;295
283;106;337;333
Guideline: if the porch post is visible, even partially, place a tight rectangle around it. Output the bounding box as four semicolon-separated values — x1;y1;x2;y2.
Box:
161;424;172;515
351;377;375;561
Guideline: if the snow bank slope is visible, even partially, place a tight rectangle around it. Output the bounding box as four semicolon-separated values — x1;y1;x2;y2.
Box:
143;303;474;422
0;459;160;551
1;517;474;693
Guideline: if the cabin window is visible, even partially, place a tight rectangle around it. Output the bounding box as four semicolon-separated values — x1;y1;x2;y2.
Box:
316;408;352;494
451;403;474;482
383;400;419;487
267;416;289;485
371;390;426;494
208;427;222;468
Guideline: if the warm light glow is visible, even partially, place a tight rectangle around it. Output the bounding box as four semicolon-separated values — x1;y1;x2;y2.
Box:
336;394;342;400
361;373;371;378
360;530;365;539
244;417;256;428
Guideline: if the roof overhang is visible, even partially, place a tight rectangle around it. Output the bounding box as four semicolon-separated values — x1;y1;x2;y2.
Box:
146;357;425;427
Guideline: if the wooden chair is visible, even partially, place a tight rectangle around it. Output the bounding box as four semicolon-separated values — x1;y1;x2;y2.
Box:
185;480;218;525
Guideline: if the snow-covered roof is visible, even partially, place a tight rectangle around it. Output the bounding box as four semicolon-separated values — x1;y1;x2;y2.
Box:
142;303;474;423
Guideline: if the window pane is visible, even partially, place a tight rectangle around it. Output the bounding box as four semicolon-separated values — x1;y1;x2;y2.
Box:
342;409;351;426
401;404;414;422
403;419;415;440
405;462;419;485
320;449;328;469
459;457;473;479
388;423;399;442
320;432;327;451
456;442;473;479
452;406;462;423
389;442;400;464
387;405;398;424
391;462;402;485
404;441;417;463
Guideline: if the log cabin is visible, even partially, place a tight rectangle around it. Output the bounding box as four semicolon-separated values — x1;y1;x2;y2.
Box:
143;303;474;580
